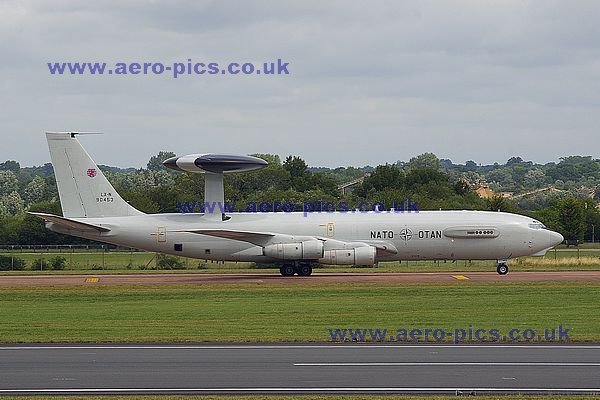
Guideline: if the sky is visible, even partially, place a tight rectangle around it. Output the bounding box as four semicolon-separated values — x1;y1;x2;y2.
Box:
1;0;600;168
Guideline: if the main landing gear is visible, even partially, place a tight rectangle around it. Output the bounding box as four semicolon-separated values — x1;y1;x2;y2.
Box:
279;262;313;277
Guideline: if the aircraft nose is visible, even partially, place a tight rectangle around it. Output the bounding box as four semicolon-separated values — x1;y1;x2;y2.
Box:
545;230;564;248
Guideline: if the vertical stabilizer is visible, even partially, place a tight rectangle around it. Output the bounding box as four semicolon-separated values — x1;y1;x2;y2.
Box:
46;132;143;218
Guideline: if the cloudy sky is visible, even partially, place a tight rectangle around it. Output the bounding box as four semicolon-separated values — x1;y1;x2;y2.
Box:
1;0;599;168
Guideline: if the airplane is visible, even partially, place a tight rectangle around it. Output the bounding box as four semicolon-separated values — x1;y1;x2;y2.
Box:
30;132;564;276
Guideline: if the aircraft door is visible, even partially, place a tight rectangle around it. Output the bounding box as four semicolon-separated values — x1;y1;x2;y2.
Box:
157;226;167;243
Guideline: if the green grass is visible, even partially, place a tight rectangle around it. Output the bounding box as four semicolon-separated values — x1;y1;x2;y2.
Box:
0;250;259;272
0;282;597;343
2;248;600;274
0;250;232;270
5;241;600;272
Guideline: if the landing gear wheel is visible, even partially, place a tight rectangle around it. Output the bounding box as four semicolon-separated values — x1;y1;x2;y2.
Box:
496;264;509;275
297;264;313;276
280;264;296;276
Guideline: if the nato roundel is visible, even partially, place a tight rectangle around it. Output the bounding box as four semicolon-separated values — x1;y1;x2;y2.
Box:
163;153;268;174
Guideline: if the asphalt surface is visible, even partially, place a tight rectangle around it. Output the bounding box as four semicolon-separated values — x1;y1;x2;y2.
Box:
0;270;600;286
0;344;599;394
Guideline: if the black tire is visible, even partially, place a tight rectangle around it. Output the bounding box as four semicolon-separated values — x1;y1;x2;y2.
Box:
297;264;313;276
280;264;296;276
496;264;508;275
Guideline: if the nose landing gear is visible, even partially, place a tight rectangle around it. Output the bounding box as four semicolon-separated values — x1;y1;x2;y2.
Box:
496;263;509;275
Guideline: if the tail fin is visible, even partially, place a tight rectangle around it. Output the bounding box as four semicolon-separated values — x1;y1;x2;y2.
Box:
46;132;143;218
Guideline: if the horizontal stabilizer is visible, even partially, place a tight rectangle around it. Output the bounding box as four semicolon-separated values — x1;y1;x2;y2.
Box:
28;212;111;233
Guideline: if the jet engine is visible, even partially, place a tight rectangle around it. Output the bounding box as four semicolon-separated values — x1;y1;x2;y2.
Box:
263;240;324;260
318;246;376;266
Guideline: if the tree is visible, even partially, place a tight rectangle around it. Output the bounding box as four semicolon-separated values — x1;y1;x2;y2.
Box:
147;151;176;171
18;201;70;245
0;171;19;195
0;160;20;173
464;160;478;171
120;191;160;213
225;165;291;200
251;153;281;166
557;196;586;242
506;156;523;166
113;170;157;192
283;156;308;178
23;176;47;205
404;168;447;189
0;191;24;216
282;156;336;193
152;170;175;187
408;153;441;171
486;194;518;213
523;168;546;189
486;168;515;191
583;198;600;242
357;164;404;195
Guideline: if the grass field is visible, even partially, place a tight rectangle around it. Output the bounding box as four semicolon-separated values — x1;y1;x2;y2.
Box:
0;282;597;343
1;245;600;274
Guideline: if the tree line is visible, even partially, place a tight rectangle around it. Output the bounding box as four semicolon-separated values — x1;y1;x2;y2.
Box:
1;152;599;245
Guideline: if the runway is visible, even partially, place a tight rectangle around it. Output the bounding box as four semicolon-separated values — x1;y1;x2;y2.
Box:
0;270;599;286
0;344;599;394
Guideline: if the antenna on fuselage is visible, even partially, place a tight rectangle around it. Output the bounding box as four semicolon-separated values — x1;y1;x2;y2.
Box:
163;153;268;220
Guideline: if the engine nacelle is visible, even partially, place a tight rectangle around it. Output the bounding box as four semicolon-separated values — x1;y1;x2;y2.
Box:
318;246;376;266
263;240;324;260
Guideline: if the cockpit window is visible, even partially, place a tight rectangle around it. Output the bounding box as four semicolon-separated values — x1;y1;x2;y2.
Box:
528;222;547;229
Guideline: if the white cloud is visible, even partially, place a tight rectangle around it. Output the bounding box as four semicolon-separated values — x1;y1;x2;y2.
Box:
1;0;600;167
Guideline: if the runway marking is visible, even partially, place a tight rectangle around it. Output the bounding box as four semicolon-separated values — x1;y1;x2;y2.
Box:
0;388;599;393
84;278;99;283
294;362;600;367
1;344;600;350
452;275;469;280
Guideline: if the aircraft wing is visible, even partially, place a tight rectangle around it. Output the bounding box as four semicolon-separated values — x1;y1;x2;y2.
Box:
369;241;398;254
28;212;111;233
174;229;294;247
175;229;330;247
176;228;397;254
315;237;398;255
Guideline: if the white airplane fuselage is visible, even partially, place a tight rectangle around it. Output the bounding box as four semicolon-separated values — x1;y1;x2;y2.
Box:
47;210;562;263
